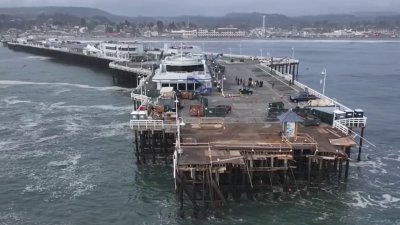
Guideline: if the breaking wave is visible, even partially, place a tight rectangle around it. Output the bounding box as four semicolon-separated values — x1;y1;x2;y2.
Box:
0;80;131;91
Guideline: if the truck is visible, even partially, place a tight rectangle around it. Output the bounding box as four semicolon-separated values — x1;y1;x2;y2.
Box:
290;92;317;103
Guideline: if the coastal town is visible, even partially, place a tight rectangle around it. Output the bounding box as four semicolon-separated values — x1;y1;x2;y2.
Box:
1;15;399;40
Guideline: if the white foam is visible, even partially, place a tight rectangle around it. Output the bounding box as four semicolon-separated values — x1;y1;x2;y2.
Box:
348;191;400;209
0;80;131;91
48;154;81;167
383;154;400;162
0;140;21;152
314;212;330;222
53;104;131;112
93;122;129;138
26;56;52;60
2;96;31;105
381;194;400;204
53;88;70;95
37;135;60;143
353;158;387;174
347;191;377;208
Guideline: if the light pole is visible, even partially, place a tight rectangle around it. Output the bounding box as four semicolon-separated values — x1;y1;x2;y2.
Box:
321;68;327;95
144;81;148;96
260;48;263;58
221;75;226;96
291;47;295;59
174;98;185;154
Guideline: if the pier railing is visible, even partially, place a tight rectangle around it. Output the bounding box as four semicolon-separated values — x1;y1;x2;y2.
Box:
333;117;367;135
109;62;152;76
260;63;353;112
130;93;150;103
130;119;178;131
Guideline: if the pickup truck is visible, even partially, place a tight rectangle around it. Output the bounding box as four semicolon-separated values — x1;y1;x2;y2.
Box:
289;92;317;103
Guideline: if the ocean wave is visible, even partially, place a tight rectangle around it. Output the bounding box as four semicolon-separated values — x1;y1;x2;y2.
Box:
93;122;130;138
1;96;32;105
347;191;400;209
53;103;132;112
26;56;52;60
37;135;60;143
352;157;388;174
0;80;131;91
48;154;81;168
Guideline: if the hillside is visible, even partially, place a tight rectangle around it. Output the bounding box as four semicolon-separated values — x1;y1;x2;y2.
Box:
0;6;399;29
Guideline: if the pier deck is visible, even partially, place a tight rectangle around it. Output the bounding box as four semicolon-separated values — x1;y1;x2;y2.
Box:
177;60;350;170
133;58;361;211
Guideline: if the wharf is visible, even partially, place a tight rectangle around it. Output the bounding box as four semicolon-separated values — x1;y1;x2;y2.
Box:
131;58;367;212
6;41;154;88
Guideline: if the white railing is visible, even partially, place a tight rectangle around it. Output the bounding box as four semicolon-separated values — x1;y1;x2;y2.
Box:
130;120;178;130
333;120;350;135
130;93;150;102
335;117;367;128
109;62;152;76
333;117;367;136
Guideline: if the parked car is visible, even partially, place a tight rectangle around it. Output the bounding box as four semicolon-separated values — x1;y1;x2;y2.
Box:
289;92;317;103
239;88;253;95
216;105;232;114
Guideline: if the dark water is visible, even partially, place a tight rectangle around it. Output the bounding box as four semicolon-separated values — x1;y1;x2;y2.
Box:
1;40;399;225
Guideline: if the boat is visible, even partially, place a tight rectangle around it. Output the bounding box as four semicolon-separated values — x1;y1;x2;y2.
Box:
152;49;212;94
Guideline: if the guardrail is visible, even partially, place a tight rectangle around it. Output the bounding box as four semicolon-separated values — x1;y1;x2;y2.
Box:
130;120;178;130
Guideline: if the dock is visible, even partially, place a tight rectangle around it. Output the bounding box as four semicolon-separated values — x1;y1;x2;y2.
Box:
130;56;367;214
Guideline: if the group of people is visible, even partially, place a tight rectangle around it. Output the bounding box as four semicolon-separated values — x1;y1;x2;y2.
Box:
235;76;264;88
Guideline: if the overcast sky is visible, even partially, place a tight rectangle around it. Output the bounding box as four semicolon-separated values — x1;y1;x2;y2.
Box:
1;0;400;16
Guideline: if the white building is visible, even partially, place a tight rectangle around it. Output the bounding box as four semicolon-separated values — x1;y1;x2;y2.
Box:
197;28;246;38
170;29;198;39
96;41;145;60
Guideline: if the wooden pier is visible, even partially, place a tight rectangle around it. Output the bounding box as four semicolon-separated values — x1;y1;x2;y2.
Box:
130;57;367;214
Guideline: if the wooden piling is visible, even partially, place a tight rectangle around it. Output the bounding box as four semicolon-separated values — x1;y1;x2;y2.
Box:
357;127;365;161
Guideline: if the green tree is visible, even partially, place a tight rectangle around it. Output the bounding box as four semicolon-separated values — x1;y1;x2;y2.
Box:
156;20;164;33
80;18;86;27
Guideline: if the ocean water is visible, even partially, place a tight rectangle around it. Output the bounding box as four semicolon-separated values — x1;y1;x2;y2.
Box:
1;40;399;225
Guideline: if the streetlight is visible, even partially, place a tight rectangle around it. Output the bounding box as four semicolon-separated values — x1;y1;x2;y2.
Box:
321;68;327;95
260;48;263;58
174;98;185;154
291;47;295;59
144;81;148;96
221;75;226;96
